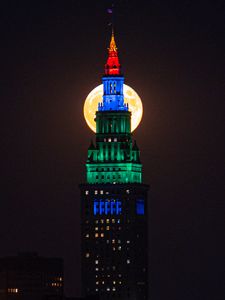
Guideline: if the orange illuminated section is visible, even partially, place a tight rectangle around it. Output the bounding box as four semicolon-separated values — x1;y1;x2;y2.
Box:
104;30;121;75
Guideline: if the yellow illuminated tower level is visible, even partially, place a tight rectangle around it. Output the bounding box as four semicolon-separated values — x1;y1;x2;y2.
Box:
80;31;149;300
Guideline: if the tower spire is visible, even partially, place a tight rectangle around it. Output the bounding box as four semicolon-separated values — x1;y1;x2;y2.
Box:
104;29;121;75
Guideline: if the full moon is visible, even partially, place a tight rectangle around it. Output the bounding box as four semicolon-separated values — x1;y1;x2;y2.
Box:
84;84;143;132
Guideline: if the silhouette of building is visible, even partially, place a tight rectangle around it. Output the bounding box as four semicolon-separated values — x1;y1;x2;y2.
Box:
80;31;149;300
0;252;63;300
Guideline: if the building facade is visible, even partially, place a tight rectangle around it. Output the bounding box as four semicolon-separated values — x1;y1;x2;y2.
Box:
0;253;63;300
80;32;149;300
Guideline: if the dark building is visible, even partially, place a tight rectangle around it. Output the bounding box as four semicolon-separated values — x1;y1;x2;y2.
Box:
80;31;149;299
0;253;64;300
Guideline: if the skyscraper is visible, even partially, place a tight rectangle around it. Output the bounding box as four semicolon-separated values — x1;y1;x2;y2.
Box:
80;31;149;300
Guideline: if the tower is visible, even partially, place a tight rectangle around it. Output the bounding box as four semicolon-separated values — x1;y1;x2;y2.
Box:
80;31;149;300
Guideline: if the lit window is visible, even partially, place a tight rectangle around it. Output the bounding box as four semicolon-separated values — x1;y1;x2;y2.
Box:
96;288;99;292
114;138;117;142
8;288;18;294
95;275;98;278
112;219;115;223
106;219;110;224
95;233;99;238
100;219;104;224
95;268;99;271
118;246;121;250
112;287;116;291
96;281;99;285
95;260;99;264
118;274;122;278
107;287;110;291
119;281;122;284
85;190;89;195
112;266;116;270
113;281;116;285
118;240;121;244
106;240;110;244
126;189;130;194
85;253;90;258
95;190;98;195
95;220;99;224
127;259;130;264
106;191;109;195
95;227;99;231
101;233;104;237
136;199;145;215
117;219;120;223
112;239;115;244
127;240;130;244
100;190;104;194
108;138;111;142
107;274;110;278
113;247;116;251
85;233;89;238
106;226;110;230
102;281;105;285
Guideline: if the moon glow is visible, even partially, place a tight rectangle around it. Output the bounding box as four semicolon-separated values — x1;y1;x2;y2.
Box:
84;84;143;132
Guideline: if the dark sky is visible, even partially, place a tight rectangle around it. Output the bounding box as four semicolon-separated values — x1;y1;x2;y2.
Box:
1;1;225;299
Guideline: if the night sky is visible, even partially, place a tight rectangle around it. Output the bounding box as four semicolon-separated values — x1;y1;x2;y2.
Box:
1;1;225;299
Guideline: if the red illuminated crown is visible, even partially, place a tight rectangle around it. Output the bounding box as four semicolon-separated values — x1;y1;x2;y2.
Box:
104;30;121;75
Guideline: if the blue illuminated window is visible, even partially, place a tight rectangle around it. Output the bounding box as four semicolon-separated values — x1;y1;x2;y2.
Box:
93;199;122;216
136;199;144;215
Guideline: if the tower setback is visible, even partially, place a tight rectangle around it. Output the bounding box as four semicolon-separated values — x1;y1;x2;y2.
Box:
80;31;149;300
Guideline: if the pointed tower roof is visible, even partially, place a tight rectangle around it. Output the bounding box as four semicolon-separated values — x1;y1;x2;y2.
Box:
132;140;139;151
104;29;121;75
108;29;117;53
88;140;95;150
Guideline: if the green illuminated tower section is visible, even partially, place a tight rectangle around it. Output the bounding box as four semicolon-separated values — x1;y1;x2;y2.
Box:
87;110;142;184
80;31;149;300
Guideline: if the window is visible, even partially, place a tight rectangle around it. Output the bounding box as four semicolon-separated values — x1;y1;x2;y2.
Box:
95;190;98;195
8;289;18;294
85;190;89;195
95;233;99;238
101;233;104;237
85;253;90;258
127;259;130;264
136;199;145;215
85;233;89;238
